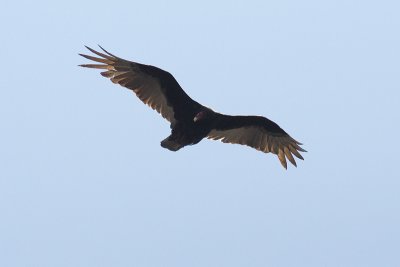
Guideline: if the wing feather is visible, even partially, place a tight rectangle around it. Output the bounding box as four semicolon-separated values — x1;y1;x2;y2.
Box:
80;46;200;123
278;149;287;169
207;114;306;168
284;146;297;167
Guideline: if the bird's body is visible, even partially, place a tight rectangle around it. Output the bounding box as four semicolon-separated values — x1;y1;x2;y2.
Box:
80;46;306;169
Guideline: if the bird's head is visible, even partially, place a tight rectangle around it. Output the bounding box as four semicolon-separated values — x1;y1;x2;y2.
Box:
193;111;207;122
193;109;213;122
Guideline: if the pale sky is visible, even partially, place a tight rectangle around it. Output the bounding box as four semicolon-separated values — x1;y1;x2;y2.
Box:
1;0;399;266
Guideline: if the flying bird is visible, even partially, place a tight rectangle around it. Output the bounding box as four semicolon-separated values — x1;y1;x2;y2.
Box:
79;46;306;169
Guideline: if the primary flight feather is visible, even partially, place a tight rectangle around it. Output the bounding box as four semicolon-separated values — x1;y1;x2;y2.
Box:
79;46;306;169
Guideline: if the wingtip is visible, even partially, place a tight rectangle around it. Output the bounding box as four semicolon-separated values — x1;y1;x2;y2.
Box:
98;44;117;58
97;44;107;54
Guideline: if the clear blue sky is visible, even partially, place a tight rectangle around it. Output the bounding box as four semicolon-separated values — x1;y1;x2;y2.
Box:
1;0;399;266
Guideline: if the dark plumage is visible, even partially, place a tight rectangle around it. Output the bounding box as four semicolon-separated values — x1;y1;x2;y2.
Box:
79;46;306;169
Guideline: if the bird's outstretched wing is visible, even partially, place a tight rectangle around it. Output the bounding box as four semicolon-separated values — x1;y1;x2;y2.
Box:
79;46;200;123
207;114;306;169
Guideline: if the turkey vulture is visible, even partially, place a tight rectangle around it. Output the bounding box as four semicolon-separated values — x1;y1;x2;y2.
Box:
79;46;306;169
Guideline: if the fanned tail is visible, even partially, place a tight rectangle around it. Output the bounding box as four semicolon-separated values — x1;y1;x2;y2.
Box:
160;137;184;151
